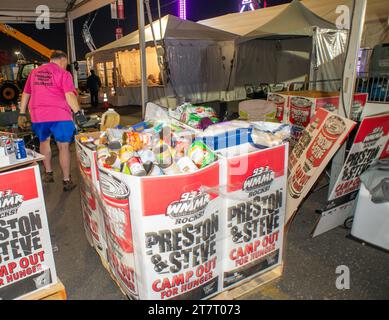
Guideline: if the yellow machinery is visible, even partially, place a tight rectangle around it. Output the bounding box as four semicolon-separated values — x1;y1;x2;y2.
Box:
0;23;53;103
0;23;53;59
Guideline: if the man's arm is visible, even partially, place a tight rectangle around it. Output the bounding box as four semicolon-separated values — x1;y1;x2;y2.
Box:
65;92;81;113
65;92;88;126
19;92;30;114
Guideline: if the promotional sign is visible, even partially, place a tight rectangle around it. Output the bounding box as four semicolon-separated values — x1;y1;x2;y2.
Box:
128;163;222;300
219;144;287;289
98;168;139;299
380;139;389;159
271;92;367;146
267;93;289;123
0;165;57;300
313;113;389;237
115;26;123;40
75;138;107;263
286;108;356;224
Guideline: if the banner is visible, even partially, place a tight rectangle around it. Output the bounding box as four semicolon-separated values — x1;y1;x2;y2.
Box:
110;1;117;19
136;163;222;300
76;138;107;263
286;108;356;224
220;145;287;289
0;165;57;300
312;113;389;237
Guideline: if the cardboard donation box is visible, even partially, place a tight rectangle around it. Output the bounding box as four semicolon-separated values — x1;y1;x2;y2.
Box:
99;161;222;300
0;165;57;300
268;91;368;145
75;133;108;264
75;118;288;300
219;144;288;289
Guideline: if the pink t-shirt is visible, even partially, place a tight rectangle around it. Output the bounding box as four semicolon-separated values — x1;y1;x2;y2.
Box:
23;63;77;123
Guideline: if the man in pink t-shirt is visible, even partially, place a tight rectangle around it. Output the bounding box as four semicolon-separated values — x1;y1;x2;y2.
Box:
18;50;87;191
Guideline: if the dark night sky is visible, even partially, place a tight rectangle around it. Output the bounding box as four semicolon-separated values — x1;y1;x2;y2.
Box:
0;0;291;62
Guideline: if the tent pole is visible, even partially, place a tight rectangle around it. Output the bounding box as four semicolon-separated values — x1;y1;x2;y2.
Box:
66;16;78;88
137;0;148;119
308;27;317;91
328;0;367;196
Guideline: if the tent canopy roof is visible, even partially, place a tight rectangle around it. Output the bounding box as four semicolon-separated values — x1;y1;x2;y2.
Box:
243;0;336;39
88;14;237;56
0;0;115;23
199;0;389;36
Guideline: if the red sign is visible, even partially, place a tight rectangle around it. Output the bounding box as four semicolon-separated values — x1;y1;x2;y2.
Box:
141;163;219;217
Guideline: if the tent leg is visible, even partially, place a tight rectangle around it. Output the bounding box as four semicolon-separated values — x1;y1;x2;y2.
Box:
137;0;148;119
66;16;78;88
328;0;367;197
308;27;317;91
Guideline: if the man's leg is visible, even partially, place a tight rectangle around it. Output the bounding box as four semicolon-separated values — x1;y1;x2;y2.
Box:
52;121;77;191
56;142;71;181
90;91;94;106
40;138;53;173
93;91;98;106
32;122;54;183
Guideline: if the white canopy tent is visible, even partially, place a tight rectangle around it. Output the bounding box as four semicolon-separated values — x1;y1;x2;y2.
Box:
213;0;349;99
86;15;237;107
199;0;388;48
0;0;115;23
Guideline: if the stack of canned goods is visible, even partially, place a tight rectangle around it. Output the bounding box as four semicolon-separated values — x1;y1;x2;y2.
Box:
82;121;217;177
0;135;27;160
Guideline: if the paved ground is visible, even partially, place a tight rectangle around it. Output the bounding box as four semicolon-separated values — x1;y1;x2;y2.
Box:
43;105;389;300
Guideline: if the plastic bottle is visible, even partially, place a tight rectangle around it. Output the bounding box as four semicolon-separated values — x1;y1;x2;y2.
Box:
100;108;120;131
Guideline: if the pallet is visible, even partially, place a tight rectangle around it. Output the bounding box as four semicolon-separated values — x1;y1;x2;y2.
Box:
20;280;67;300
211;264;283;300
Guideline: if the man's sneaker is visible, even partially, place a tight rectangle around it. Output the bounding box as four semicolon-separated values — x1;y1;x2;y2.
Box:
63;179;77;192
42;172;54;183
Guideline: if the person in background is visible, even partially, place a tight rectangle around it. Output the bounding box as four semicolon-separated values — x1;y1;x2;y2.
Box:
87;70;101;107
18;50;87;191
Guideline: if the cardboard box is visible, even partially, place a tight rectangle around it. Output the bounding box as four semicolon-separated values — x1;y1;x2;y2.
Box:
99;162;222;300
219;144;288;290
75;133;108;264
0;165;57;299
286;108;356;224
268;91;368;145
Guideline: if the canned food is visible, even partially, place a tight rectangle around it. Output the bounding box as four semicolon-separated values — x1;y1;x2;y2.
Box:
147;163;164;176
173;137;191;159
153;142;173;169
1;135;13;153
188;141;216;169
162;162;181;175
127;155;147;176
123;132;153;150
268;94;286;122
105;152;121;169
176;156;198;173
97;145;110;160
289;97;313;127
118;145;134;163
14;138;27;160
138;149;156;163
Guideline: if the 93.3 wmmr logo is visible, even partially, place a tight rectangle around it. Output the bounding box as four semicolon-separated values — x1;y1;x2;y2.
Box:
0;190;24;218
